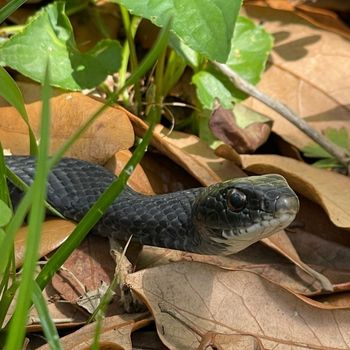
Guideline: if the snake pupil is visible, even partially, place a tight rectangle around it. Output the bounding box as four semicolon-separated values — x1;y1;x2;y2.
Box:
227;189;246;212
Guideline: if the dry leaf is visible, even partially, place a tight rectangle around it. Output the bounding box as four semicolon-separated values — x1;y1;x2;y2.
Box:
37;313;152;350
0;90;134;163
126;114;245;185
15;219;76;268
243;7;350;151
209;106;271;153
199;332;263;350
105;150;155;195
127;261;350;350
136;239;333;297
51;236;117;305
262;231;333;291
245;0;350;39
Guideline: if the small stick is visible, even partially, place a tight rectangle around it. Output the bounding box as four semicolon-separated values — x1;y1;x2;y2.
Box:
213;62;350;169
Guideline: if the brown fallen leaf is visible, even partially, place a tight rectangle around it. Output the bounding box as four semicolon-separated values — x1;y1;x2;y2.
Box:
126;113;246;185
243;7;350;151
37;313;152;350
127;261;350;350
105;150;155;195
209;106;271;153
288;229;350;295
262;231;333;291
198;331;263;350
239;154;350;229
15;219;76;268
245;0;350;39
141;152;201;193
51;236;117;306
0;90;134;164
136;237;334;297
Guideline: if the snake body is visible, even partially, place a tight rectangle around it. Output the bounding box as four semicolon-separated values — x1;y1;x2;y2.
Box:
6;156;299;255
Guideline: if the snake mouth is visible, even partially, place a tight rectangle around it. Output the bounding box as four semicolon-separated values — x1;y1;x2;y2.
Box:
236;193;299;238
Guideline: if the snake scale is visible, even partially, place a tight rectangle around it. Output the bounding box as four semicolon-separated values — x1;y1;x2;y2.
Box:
5;156;299;255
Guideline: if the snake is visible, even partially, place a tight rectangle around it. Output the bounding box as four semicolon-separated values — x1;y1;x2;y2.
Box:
5;156;299;255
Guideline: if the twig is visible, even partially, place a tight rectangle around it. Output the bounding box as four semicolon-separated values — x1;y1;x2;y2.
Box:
213;62;350;169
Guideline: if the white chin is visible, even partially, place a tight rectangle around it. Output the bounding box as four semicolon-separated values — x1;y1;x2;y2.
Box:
211;212;296;255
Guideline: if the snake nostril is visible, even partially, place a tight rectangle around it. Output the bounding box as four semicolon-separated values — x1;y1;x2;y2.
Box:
275;195;300;214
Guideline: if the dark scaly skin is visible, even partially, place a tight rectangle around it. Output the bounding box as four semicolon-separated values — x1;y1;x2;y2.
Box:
5;156;299;255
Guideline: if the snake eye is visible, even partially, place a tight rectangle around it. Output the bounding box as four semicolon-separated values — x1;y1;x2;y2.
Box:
227;189;246;212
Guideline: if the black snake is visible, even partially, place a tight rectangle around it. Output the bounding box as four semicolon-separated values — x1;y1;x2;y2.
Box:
6;156;299;255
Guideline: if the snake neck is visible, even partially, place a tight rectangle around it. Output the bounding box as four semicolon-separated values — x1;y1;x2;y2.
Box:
95;187;206;252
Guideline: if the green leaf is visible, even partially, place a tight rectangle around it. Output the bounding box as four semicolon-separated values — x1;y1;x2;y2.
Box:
227;16;273;85
312;158;342;169
0;200;12;227
35;22;171;291
0;2;122;90
233;103;272;128
117;0;242;62
192;16;273;111
192;70;233;109
302;144;331;159
324;127;348;150
302;127;349;159
169;34;200;68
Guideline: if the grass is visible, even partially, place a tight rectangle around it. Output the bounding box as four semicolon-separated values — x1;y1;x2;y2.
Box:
0;5;171;346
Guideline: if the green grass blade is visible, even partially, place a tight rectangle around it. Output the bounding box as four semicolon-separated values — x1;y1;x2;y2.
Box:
0;281;19;327
119;19;171;94
36;104;161;290
5;62;52;349
0;0;27;24
3;20;170;337
5;166;63;217
0;66;38;155
32;281;62;350
0;185;32;276
36;20;170;290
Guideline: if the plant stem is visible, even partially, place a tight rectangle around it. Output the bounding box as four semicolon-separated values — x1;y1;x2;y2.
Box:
118;15;140;104
155;46;167;107
213;62;350;169
120;6;141;115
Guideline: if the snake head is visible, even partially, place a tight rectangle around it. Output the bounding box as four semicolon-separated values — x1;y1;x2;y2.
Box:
192;174;299;255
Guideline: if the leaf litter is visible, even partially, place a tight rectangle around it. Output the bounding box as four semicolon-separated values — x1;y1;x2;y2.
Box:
1;4;350;350
4;91;350;348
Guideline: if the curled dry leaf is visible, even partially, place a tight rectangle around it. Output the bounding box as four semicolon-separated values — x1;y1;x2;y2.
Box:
137;238;333;297
126;113;245;185
0;90;134;164
127;261;350;350
239;154;350;229
243;7;350;151
37;313;152;350
288;229;350;296
262;231;333;292
209;106;271;153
